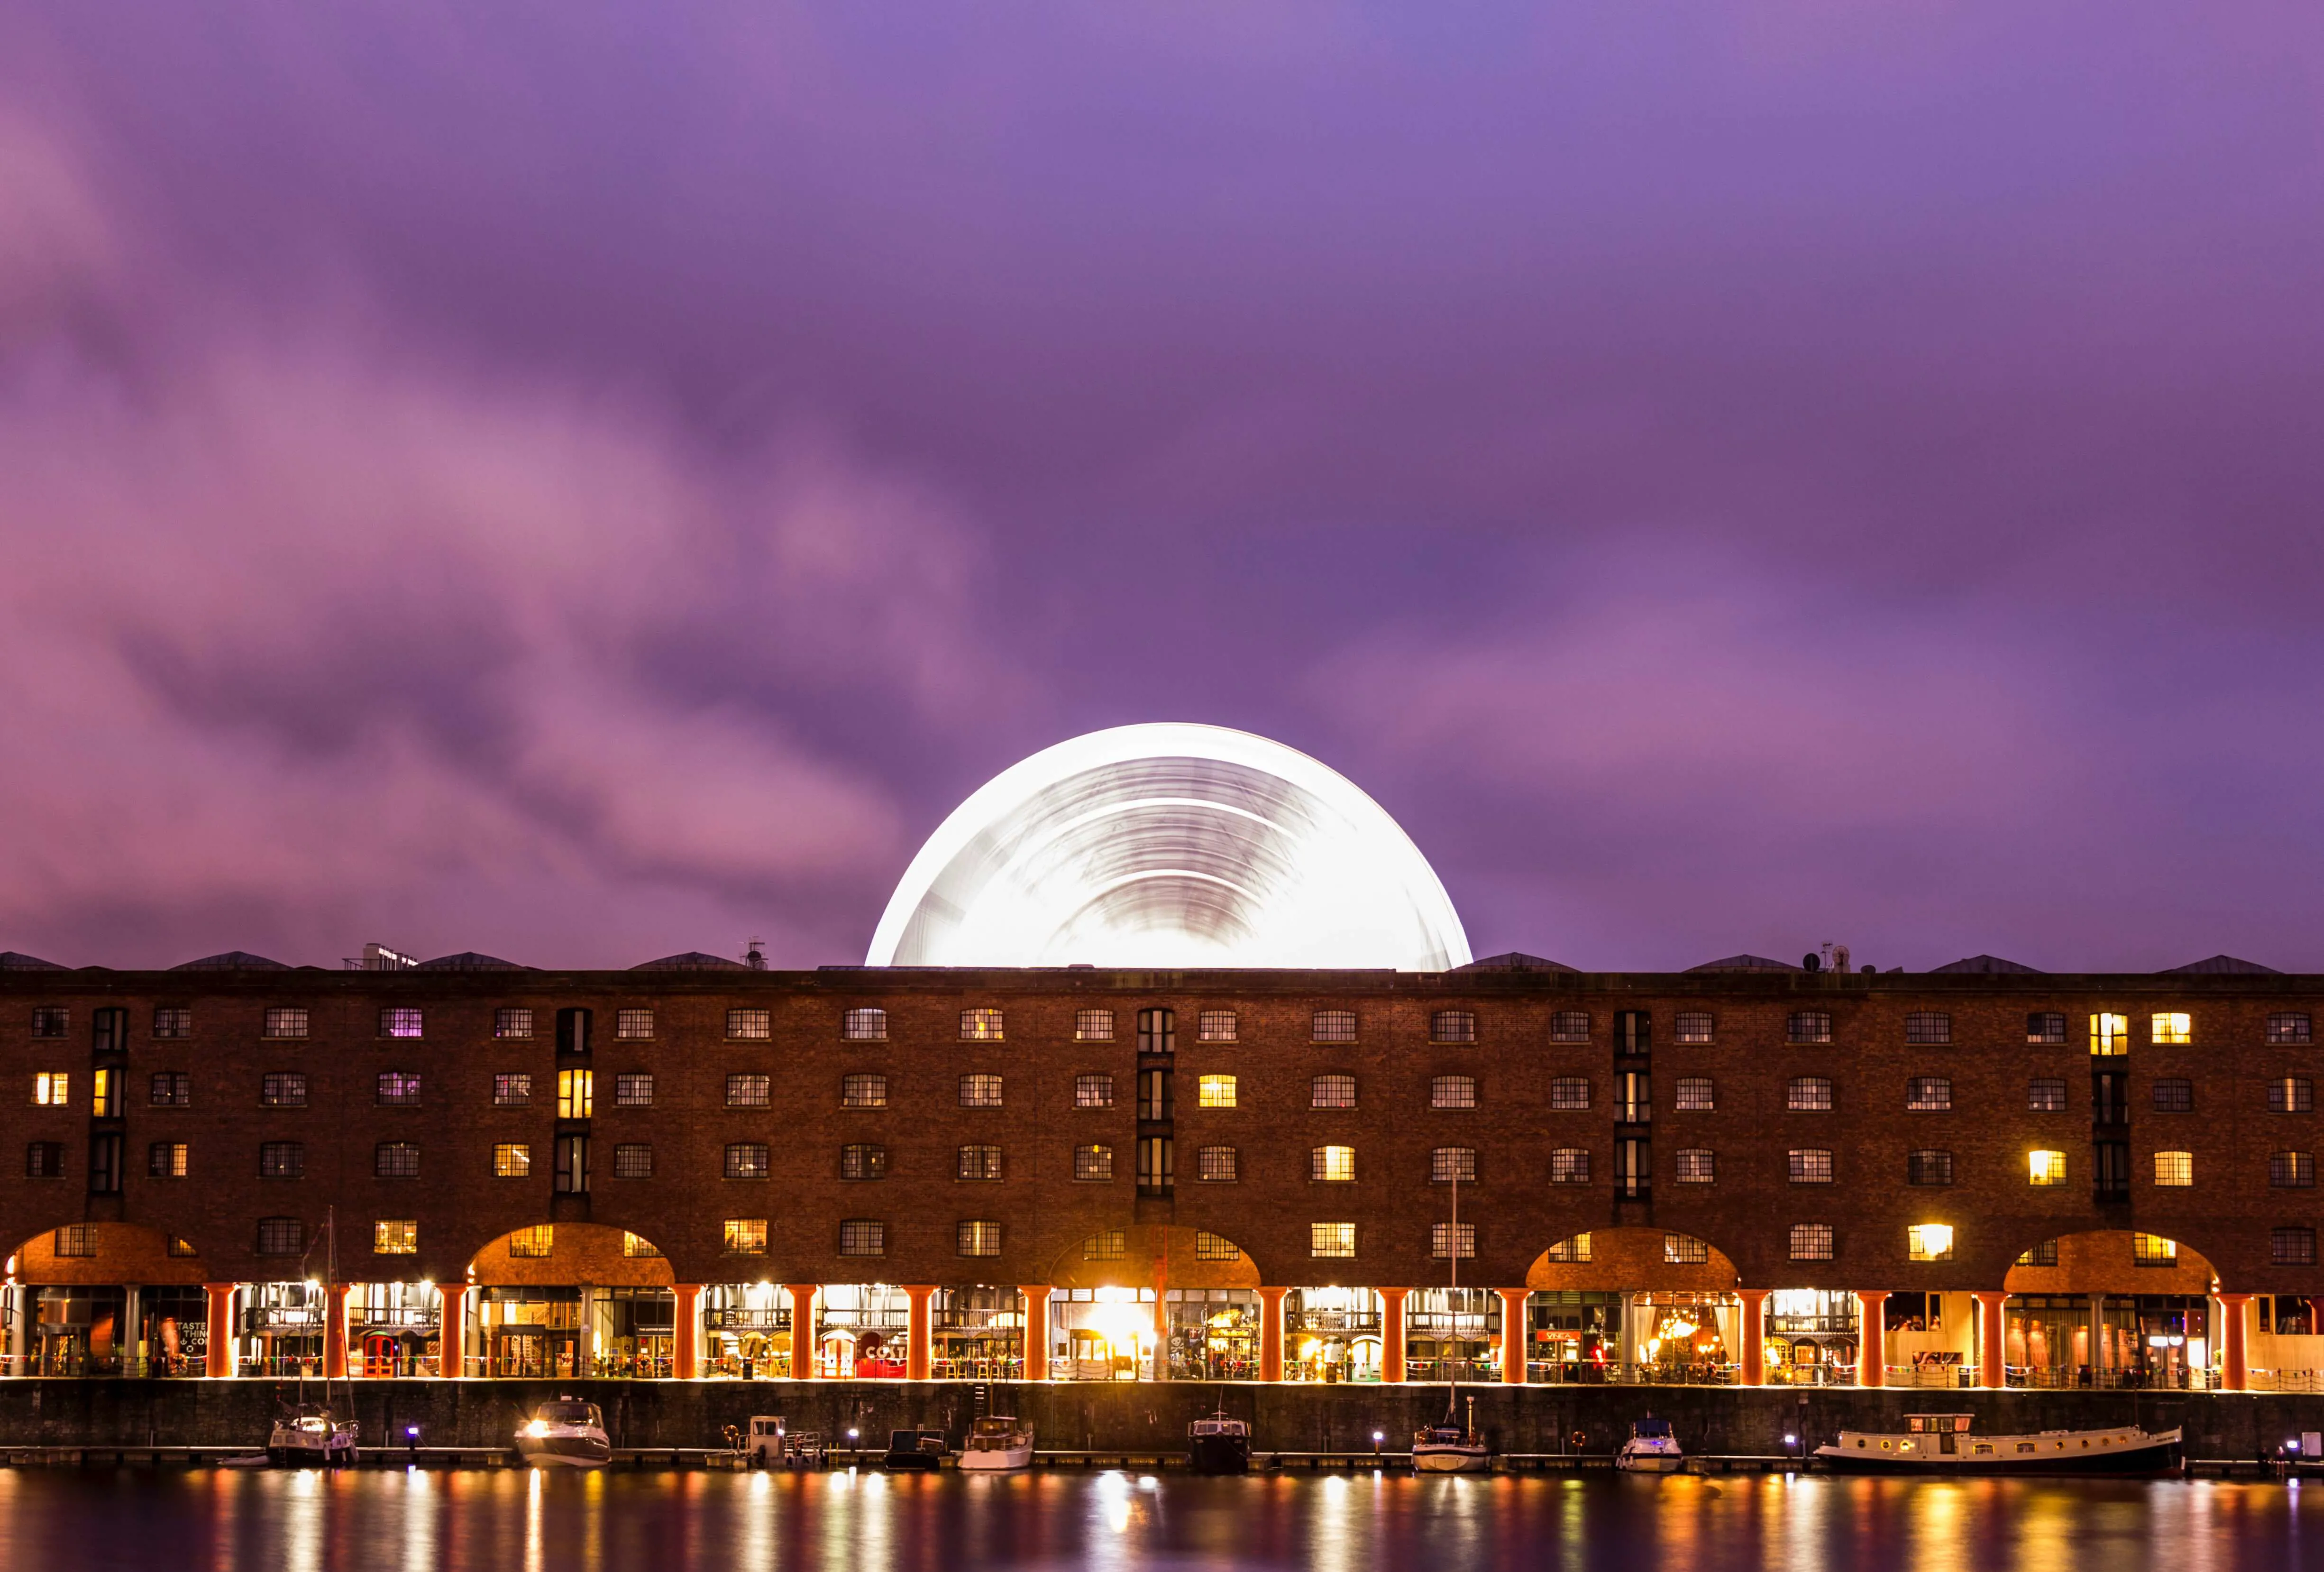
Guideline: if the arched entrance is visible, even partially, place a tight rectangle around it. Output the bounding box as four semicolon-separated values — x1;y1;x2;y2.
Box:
1046;1226;1259;1380
467;1224;675;1378
1524;1229;1743;1383
6;1224;206;1377
2003;1230;2218;1388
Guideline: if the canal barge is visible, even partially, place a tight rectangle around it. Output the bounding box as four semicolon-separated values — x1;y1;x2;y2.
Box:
1815;1414;2183;1476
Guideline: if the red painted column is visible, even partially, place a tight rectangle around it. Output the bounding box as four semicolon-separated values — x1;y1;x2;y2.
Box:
672;1284;702;1379
1738;1290;1767;1386
2220;1293;2253;1391
323;1284;350;1379
1498;1289;1529;1384
1258;1287;1287;1382
437;1284;468;1379
1019;1286;1050;1379
787;1285;819;1378
204;1284;237;1379
1380;1288;1409;1383
904;1286;935;1380
1974;1291;2008;1388
1855;1291;1888;1388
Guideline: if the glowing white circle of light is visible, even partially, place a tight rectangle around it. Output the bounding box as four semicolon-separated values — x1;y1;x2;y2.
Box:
866;723;1471;970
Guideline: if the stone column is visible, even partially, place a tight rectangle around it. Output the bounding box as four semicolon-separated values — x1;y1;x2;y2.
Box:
1973;1291;2008;1388
1258;1287;1287;1382
437;1283;468;1379
1855;1291;1888;1388
1019;1286;1050;1380
1498;1289;1529;1384
786;1285;819;1378
1738;1289;1768;1386
8;1284;27;1375
323;1283;350;1379
672;1284;702;1379
2220;1293;2252;1392
204;1284;237;1379
904;1286;935;1380
1380;1287;1409;1383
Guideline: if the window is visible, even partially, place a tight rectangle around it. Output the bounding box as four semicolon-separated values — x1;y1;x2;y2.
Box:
1135;1008;1175;1053
260;1072;307;1107
379;1008;423;1039
1676;1148;1715;1184
2026;1012;2068;1044
554;1134;589;1196
1673;1011;1714;1044
1789;1223;1835;1261
2271;1151;2316;1188
1673;1077;1714;1111
376;1072;422;1107
2152;1078;2193;1113
1787;1011;1832;1045
613;1144;653;1179
622;1232;660;1257
1311;1010;1357;1044
374;1220;417;1255
1180;1073;1231;1109
1310;1223;1356;1258
2269;1077;2314;1113
493;1143;531;1178
25;1142;64;1177
724;1218;769;1254
1082;1230;1126;1261
44;1225;97;1263
2090;1012;2129;1056
494;1008;533;1039
2028;1149;2068;1186
148;1141;189;1178
259;1141;304;1178
960;1008;1004;1041
1431;1010;1477;1044
614;1009;653;1040
1197;1146;1238;1181
1431;1222;1477;1259
1550;1011;1591;1043
842;1008;888;1041
2269;1012;2313;1046
374;1141;421;1178
1071;1144;1111;1181
1550;1077;1592;1111
1074;1009;1114;1041
31;1072;68;1107
86;1132;123;1195
1908;1149;1954;1186
2017;1240;2059;1267
1905;1012;1952;1045
2152;1150;2192;1186
1908;1223;1955;1262
960;1074;1005;1107
557;1068;593;1119
1906;1076;1953;1111
727;1008;772;1041
1660;1232;1708;1265
30;1007;67;1039
726;1143;771;1179
941;1143;996;1181
2132;1232;2178;1267
839;1220;886;1256
2150;1011;2192;1045
841;1074;887;1108
1195;1230;1241;1261
263;1007;308;1039
840;1143;887;1180
256;1218;304;1256
507;1225;554;1259
958;1221;1002;1257
153;1008;192;1039
1429;1076;1474;1110
2028;1078;2068;1112
1431;1147;1478;1183
1198;1010;1238;1042
1074;1074;1115;1108
1311;1145;1356;1182
2274;1227;2318;1267
494;1073;532;1108
725;1073;770;1108
1546;1234;1592;1262
1787;1076;1832;1112
1550;1147;1591;1183
1790;1149;1834;1184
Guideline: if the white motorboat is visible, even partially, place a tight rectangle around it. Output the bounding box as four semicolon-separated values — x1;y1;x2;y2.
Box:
1616;1416;1684;1473
268;1402;359;1467
958;1415;1035;1471
516;1398;613;1468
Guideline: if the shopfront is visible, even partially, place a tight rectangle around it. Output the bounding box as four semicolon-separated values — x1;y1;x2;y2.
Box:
1406;1287;1498;1382
1285;1287;1383;1382
482;1287;582;1377
351;1282;439;1377
705;1284;790;1377
933;1286;1024;1379
1051;1287;1154;1380
1165;1288;1259;1380
818;1284;910;1377
1764;1289;1857;1385
1526;1290;1622;1381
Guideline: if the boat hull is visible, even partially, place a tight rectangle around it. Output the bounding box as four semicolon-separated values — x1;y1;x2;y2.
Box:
958;1446;1034;1471
267;1437;357;1468
1816;1430;2181;1478
1188;1436;1251;1475
517;1434;613;1468
1413;1446;1491;1474
1616;1451;1685;1474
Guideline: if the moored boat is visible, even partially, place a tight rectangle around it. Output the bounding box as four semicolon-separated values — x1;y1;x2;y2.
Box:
958;1415;1034;1471
1188;1413;1252;1474
516;1398;613;1468
267;1402;360;1467
1815;1414;2182;1476
1412;1395;1491;1474
881;1427;949;1470
1616;1416;1684;1474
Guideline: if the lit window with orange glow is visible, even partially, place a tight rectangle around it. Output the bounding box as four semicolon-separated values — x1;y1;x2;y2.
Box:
1311;1145;1355;1182
2028;1149;2068;1186
2090;1013;2129;1056
2153;1150;2192;1186
30;1072;67;1107
1908;1223;1954;1261
2150;1012;2191;1045
1198;1075;1237;1109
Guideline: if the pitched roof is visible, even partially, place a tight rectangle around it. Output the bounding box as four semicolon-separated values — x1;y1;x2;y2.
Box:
418;952;532;971
2161;954;2282;975
1686;953;1802;973
1455;951;1577;973
631;951;748;971
169;951;289;971
1931;954;2045;974
0;951;65;970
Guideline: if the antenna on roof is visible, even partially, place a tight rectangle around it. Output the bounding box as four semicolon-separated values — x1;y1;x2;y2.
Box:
743;938;767;972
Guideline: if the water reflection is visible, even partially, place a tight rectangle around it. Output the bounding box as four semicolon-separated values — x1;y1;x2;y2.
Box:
0;1468;2316;1571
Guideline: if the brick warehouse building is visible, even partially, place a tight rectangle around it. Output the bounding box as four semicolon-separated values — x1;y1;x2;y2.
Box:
2;948;2320;1395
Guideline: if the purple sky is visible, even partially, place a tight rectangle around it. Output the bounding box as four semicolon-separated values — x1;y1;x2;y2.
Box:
2;1;2320;973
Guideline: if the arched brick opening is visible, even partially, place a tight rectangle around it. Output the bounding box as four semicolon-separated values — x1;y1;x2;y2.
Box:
5;1223;209;1377
460;1223;676;1379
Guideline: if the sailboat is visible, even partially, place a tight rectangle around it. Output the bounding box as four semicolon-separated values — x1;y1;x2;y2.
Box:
266;1208;360;1467
1411;1171;1491;1473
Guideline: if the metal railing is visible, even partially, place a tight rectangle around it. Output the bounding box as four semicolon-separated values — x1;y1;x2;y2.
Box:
2006;1365;2218;1391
